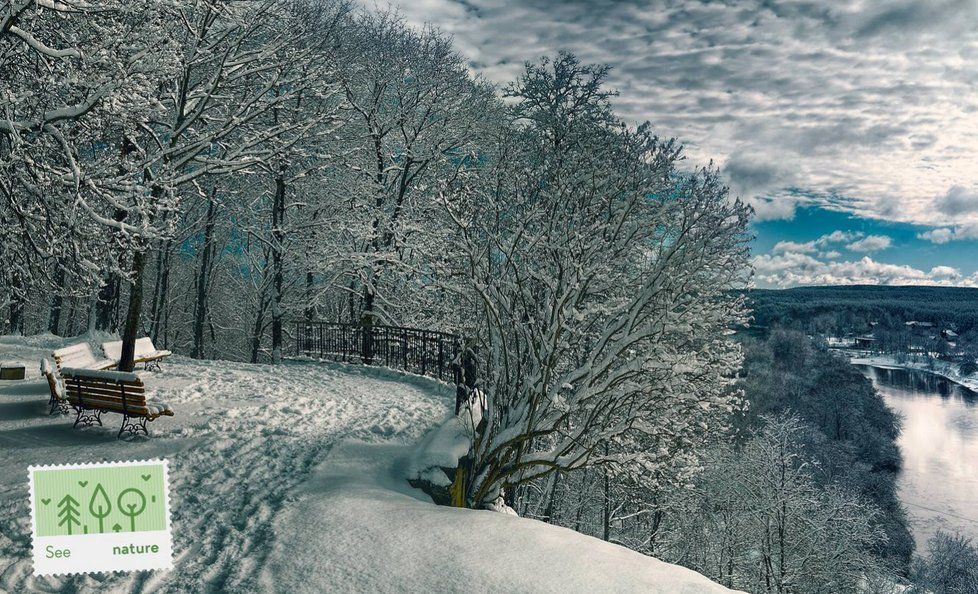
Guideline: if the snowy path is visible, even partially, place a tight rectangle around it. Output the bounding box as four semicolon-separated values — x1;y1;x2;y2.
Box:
0;338;450;593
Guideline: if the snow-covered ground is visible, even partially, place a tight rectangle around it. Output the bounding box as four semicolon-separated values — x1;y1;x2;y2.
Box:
261;440;738;593
0;335;738;593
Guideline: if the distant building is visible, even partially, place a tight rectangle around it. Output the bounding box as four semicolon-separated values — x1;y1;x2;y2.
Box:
942;329;959;342
906;321;935;329
855;335;876;349
826;336;856;348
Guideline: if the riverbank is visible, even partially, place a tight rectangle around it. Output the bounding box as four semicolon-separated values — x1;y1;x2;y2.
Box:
860;365;978;548
849;353;978;393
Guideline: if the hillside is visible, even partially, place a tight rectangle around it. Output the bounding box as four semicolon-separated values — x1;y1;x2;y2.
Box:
748;285;978;333
0;335;737;593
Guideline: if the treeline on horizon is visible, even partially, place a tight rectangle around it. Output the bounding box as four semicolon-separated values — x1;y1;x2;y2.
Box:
747;285;978;335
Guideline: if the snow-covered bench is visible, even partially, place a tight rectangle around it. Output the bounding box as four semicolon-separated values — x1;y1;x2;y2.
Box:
102;337;172;371
61;367;174;438
51;343;116;372
41;358;69;415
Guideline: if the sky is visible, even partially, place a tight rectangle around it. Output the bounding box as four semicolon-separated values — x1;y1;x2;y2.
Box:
365;0;978;288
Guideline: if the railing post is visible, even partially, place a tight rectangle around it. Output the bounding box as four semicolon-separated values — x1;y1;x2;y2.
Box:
403;328;409;370
361;319;374;365
421;333;428;376
456;345;477;415
437;337;444;380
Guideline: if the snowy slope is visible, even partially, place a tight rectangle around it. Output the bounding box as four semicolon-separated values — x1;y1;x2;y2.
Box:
0;335;738;593
262;440;741;593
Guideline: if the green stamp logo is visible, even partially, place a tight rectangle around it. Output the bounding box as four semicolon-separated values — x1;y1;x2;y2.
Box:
29;460;172;575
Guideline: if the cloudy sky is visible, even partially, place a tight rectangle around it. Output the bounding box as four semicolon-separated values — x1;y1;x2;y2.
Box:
370;0;978;288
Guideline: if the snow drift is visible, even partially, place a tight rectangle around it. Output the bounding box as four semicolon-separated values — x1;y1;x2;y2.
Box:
262;440;742;593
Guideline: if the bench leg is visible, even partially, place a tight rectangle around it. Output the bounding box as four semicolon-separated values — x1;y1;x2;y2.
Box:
72;407;102;429
118;415;149;438
49;397;69;415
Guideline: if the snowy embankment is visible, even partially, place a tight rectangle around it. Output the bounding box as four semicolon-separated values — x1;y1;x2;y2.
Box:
850;352;978;392
261;439;738;593
0;335;737;593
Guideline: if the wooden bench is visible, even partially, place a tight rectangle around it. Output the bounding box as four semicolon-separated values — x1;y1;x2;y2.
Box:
61;367;174;438
102;337;172;371
41;358;69;415
52;343;116;372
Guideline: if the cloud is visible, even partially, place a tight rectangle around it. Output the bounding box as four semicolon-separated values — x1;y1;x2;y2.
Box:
918;223;978;244
845;234;892;252
748;197;800;222
753;253;978;288
819;230;861;244
934;185;978;216
376;0;978;229
773;240;817;254
855;0;978;38
772;230;863;254
930;265;962;279
918;228;955;244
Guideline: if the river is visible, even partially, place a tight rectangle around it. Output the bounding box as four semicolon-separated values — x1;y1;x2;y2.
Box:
859;365;978;549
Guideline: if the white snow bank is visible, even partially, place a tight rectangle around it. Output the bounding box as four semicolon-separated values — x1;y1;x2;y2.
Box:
405;413;472;488
262;440;741;594
851;353;978;392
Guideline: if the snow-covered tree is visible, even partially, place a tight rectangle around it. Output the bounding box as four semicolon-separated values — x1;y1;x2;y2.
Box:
1;0;176;334
332;11;498;340
661;416;888;593
439;53;751;508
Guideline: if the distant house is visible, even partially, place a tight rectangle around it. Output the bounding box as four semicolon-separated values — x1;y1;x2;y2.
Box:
855;335;876;349
826;336;856;349
905;321;935;329
941;329;959;342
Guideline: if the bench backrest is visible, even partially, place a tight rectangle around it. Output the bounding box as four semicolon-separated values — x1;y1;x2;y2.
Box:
52;343;99;370
61;368;149;415
102;337;158;361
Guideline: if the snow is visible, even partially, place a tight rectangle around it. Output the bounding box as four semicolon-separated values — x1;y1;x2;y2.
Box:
0;335;450;592
262;440;741;594
0;335;738;593
60;367;140;382
850;353;978;392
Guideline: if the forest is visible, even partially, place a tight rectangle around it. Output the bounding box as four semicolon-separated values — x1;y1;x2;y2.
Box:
749;285;978;335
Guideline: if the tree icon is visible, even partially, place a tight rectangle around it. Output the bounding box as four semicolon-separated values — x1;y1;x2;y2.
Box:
57;494;81;535
117;488;147;532
89;483;112;533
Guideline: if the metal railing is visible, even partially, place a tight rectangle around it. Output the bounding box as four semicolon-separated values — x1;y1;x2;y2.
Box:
292;321;466;384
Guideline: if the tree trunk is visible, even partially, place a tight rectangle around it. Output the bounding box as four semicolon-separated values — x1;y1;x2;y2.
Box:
573;468;589;532
48;269;64;335
149;240;172;345
8;270;25;335
192;193;217;359
361;283;375;364
304;270;315;321
541;471;561;523
250;297;268;364
119;249;146;372
64;297;76;337
602;444;612;542
95;275;119;332
270;170;286;364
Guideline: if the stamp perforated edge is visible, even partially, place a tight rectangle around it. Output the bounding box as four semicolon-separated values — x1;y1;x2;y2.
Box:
28;458;173;576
